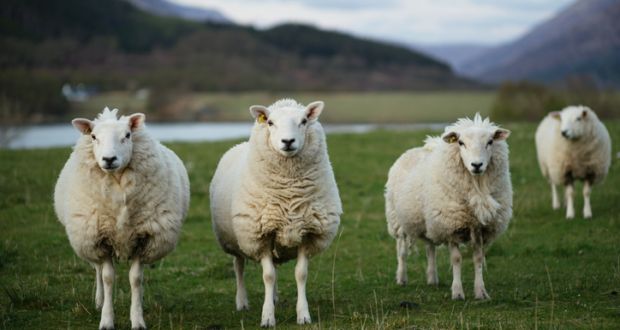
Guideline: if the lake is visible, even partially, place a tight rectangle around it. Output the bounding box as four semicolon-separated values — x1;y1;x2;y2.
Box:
3;122;445;149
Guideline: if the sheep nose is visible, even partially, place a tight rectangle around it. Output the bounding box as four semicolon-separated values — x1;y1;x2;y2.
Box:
561;130;569;138
281;138;295;146
471;162;483;170
102;156;117;165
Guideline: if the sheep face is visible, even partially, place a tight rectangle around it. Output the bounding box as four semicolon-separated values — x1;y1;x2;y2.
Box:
72;109;145;173
551;106;590;140
250;101;324;157
443;127;510;175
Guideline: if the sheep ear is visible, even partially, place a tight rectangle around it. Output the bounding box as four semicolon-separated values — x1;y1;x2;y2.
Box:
550;111;561;120
493;128;510;141
305;101;324;122
72;118;93;135
249;105;269;124
442;132;459;143
128;113;145;132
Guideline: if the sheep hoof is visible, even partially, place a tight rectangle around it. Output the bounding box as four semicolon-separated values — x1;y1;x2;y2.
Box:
296;314;311;325
584;211;592;219
452;292;465;300
99;326;115;330
260;317;276;328
236;296;249;311
475;290;491;300
131;320;146;330
396;274;408;286
427;275;439;286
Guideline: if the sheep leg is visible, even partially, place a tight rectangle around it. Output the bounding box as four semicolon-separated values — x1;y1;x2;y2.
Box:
295;249;311;324
260;255;276;327
449;243;464;300
95;263;103;309
551;183;560;210
565;183;575;219
129;258;146;330
473;243;490;300
426;243;438;285
99;258;115;330
583;181;592;219
234;256;249;310
273;272;279;304
395;237;408;285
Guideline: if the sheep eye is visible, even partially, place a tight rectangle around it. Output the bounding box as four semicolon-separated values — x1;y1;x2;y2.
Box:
91;134;96;140
267;120;273;126
125;132;131;139
458;140;464;146
487;140;493;146
301;118;307;125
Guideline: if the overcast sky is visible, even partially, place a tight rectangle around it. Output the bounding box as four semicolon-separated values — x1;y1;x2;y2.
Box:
171;0;575;46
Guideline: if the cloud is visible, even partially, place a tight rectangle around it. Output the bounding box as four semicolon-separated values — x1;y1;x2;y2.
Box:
172;0;574;45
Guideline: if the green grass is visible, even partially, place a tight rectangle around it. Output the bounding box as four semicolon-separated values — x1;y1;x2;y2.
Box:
1;121;619;329
76;91;495;123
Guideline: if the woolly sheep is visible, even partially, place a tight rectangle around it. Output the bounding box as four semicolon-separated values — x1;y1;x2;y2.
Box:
210;99;342;327
535;105;611;219
54;108;190;330
385;114;512;300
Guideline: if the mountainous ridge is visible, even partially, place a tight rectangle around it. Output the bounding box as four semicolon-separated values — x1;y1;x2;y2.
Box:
411;43;491;73
127;0;230;24
0;0;480;119
460;0;620;87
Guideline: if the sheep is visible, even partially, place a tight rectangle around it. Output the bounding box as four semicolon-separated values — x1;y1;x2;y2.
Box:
54;107;190;330
535;106;612;219
210;99;342;327
385;113;512;300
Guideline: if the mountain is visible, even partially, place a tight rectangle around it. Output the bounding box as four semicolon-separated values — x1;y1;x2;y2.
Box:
127;0;230;24
0;0;479;120
460;0;620;87
411;43;491;73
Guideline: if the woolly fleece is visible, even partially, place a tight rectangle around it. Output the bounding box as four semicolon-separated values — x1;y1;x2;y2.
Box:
386;115;512;246
54;111;190;264
210;99;342;263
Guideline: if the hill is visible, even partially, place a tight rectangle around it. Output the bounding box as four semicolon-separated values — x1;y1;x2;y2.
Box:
127;0;230;23
0;0;479;122
412;43;491;74
460;0;620;87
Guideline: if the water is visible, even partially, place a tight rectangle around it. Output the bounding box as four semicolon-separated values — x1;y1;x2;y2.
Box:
4;122;445;149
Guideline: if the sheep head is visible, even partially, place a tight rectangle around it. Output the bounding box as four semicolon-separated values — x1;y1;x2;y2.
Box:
551;105;591;141
442;113;510;175
249;99;324;157
72;107;145;173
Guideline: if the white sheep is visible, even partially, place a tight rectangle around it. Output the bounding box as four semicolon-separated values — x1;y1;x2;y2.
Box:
535;105;612;219
54;107;190;330
385;114;512;300
210;99;342;327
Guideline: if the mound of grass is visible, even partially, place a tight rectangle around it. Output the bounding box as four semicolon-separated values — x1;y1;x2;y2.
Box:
1;121;618;328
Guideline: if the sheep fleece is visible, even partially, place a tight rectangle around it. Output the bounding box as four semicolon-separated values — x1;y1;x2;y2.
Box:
386;137;512;245
535;113;611;186
210;122;342;263
54;131;189;263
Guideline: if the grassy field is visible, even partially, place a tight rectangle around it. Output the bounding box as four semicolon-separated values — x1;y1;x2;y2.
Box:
1;121;619;329
74;91;495;123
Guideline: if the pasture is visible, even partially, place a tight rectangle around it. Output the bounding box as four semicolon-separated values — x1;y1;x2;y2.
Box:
1;121;619;329
73;91;495;123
